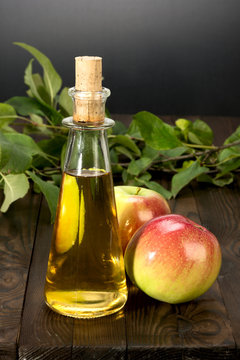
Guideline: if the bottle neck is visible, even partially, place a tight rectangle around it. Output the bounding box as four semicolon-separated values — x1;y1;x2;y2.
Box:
62;118;115;176
68;87;111;125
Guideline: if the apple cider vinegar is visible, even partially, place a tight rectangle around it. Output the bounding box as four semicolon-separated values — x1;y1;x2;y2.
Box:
44;56;128;318
45;170;127;318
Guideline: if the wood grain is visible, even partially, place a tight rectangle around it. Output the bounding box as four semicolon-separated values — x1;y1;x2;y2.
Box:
0;192;41;360
202;116;240;146
126;185;236;359
1;115;240;359
173;186;236;358
126;283;182;360
72;309;126;359
18;199;73;360
192;182;240;354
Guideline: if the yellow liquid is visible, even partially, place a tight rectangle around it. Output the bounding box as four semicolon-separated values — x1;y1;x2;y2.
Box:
44;170;127;318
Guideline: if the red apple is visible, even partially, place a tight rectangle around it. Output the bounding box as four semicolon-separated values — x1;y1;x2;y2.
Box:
114;186;171;252
124;214;222;304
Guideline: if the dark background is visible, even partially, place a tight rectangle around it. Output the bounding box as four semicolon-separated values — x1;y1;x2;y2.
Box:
1;0;240;116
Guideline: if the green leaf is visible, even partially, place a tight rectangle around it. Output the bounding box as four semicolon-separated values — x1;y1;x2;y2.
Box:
159;147;188;158
175;118;192;132
0;132;32;173
127;118;142;139
171;161;208;197
0;132;48;174
112;164;123;174
0;103;16;129
5;132;44;157
105;107;111;118
59;87;73;116
109;135;141;156
197;173;213;184
112;120;128;135
134;111;182;150
127;146;160;176
224;125;240;145
23;114;52;135
7;94;63;126
6;96;45;116
32;135;66;169
188;119;213;145
23;72;51;105
142;145;159;158
51;174;62;186
31;156;52;170
128;157;153;176
33;181;41;193
23;60;64;124
15;42;62;104
121;169;152;187
175;118;192;141
178;160;195;171
0;173;29;212
0;134;11;169
122;168;132;184
217;146;240;176
212;174;234;186
31;73;51;104
135;178;172;200
138;172;152;182
110;149;123;173
141;145;188;165
110;148;118;163
217;157;240;176
219;147;240;162
38;135;67;158
27;171;59;223
198;173;234;187
114;146;134;160
24;60;62;126
42;104;63;125
24;59;43;103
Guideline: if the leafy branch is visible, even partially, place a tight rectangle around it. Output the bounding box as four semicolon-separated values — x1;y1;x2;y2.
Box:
1;42;240;221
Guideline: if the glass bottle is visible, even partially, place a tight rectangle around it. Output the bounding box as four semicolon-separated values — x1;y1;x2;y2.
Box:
44;57;128;318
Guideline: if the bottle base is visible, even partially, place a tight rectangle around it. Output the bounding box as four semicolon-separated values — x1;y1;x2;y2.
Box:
45;290;127;319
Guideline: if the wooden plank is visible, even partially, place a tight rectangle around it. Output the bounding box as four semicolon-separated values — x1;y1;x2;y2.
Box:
126;186;236;359
0;192;41;360
173;187;235;359
199;114;240;351
72;309;126;359
192;181;240;354
171;116;239;358
113;114;132;126
125;175;181;359
121;114;238;358
202;116;240;146
18;199;73;360
126;284;182;360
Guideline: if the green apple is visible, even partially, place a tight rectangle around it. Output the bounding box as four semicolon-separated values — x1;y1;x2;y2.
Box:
124;214;222;304
114;186;171;252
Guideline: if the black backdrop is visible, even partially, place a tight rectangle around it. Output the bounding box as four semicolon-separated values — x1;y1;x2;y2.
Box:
1;0;240;116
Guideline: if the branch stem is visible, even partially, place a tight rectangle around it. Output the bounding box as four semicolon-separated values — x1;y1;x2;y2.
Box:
157;140;240;163
0;115;66;130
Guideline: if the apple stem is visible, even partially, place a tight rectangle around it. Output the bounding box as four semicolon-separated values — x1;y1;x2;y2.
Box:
135;187;141;196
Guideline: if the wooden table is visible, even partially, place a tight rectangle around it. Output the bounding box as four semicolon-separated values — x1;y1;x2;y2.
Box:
1;116;240;359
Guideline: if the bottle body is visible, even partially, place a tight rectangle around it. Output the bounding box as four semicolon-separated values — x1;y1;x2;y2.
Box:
44;119;127;318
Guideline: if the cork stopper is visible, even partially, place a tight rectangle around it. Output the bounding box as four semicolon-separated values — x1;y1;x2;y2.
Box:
75;56;102;91
73;56;105;123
